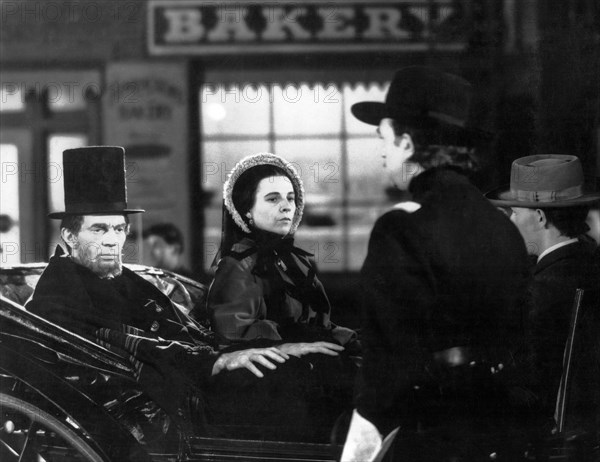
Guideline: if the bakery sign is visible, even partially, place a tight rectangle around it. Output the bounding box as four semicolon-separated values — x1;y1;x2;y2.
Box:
148;0;471;55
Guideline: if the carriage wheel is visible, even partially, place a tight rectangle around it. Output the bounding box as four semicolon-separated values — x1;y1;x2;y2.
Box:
0;392;105;462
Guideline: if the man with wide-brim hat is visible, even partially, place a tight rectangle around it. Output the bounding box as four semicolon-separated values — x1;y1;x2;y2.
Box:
341;67;533;461
27;146;291;430
486;154;600;425
351;65;492;193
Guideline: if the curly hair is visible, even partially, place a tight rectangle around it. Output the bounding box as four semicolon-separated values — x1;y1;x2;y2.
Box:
391;121;481;174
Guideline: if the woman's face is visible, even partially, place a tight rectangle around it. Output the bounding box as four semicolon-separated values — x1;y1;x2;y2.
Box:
247;175;296;235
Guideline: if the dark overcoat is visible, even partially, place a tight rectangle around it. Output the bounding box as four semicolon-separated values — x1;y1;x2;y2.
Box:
529;240;600;428
27;247;218;372
356;167;531;438
26;247;220;424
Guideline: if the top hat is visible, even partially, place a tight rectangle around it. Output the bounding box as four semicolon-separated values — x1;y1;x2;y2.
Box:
485;155;600;208
351;66;492;147
48;146;144;219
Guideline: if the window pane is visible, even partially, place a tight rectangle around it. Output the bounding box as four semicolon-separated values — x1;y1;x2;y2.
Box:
201;84;270;136
274;138;342;199
47;134;88;256
273;83;342;136
343;82;390;134
346;208;377;269
295;228;345;272
0;144;21;266
0;84;25;112
2;71;100;113
275;138;345;271
346;136;393;271
47;83;89;112
347;137;388;201
202;140;271;202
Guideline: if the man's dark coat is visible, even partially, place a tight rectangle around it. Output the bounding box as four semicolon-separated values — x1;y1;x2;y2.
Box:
26;247;219;420
529;240;600;427
356;167;532;437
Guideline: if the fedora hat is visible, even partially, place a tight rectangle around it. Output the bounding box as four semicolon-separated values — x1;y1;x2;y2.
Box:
351;66;492;147
486;154;600;208
48;146;144;219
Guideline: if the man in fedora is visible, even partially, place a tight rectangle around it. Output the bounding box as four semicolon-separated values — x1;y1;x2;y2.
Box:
341;67;533;461
26;146;292;430
486;154;600;422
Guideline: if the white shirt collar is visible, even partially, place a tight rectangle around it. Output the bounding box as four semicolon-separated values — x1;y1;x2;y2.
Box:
537;238;579;263
391;201;421;213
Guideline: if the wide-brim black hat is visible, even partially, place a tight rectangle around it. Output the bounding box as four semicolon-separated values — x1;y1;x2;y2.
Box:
351;66;493;147
485;155;600;208
48;146;145;219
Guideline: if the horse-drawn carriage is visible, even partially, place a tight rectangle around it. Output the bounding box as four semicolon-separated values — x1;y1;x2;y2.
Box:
1;263;597;461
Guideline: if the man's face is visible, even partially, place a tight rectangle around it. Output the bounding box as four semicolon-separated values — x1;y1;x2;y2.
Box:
144;235;179;270
509;207;542;255
66;215;128;277
586;208;600;246
377;118;421;190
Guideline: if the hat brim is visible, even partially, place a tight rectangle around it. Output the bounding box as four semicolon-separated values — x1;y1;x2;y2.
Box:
350;102;493;146
351;101;390;126
485;185;600;208
48;208;145;219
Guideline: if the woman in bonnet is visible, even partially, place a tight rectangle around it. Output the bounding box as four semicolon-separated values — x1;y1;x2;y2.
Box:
208;152;358;356
207;153;359;440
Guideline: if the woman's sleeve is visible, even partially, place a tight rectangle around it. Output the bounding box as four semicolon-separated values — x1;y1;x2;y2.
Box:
208;256;282;342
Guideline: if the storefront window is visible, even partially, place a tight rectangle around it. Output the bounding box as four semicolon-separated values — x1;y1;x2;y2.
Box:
47;84;90;112
201;80;389;272
0;84;25;112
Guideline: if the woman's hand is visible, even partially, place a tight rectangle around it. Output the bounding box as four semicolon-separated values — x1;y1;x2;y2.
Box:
277;341;344;358
212;347;289;378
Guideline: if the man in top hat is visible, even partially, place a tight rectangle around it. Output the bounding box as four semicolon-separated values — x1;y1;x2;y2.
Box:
341;67;533;461
26;146;292;430
486;154;600;425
